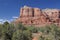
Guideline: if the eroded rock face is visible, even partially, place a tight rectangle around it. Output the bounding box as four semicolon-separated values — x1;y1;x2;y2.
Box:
15;6;60;26
34;8;42;17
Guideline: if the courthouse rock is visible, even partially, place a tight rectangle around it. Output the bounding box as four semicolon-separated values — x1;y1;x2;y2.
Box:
15;6;60;26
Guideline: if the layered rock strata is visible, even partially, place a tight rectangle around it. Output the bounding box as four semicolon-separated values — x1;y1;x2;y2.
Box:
15;6;60;26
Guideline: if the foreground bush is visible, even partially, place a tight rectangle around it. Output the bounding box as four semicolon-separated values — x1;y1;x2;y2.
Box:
0;21;60;40
39;24;60;40
26;26;38;33
0;22;32;40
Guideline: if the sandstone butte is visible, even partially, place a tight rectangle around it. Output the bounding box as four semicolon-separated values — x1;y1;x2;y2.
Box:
15;5;60;27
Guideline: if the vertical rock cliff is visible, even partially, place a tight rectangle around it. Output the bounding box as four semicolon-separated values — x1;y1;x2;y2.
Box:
15;6;60;26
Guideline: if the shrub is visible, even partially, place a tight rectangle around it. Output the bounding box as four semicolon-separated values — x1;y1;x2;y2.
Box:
39;24;60;40
26;26;38;33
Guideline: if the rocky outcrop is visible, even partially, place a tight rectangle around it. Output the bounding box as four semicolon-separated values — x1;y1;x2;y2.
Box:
15;6;60;26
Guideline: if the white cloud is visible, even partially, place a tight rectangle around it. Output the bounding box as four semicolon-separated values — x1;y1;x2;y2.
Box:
0;19;4;24
0;19;15;24
0;19;4;22
3;19;10;23
0;16;18;24
12;16;18;19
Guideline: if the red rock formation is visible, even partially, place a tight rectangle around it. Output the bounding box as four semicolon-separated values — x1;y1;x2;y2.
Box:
34;8;42;17
15;6;60;26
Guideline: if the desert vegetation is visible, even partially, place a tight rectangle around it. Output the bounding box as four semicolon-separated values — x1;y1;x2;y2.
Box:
0;22;60;40
0;22;32;40
39;24;60;40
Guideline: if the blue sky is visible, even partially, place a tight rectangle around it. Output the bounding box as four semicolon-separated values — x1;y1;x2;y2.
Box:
0;0;60;23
